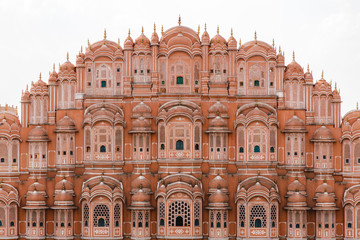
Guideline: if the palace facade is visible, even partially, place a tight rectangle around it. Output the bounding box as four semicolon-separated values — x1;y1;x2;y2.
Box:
0;21;359;240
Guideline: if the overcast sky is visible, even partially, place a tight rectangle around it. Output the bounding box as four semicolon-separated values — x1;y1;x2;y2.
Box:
0;0;359;116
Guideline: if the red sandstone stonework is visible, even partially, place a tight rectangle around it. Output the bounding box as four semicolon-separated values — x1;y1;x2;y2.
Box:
0;22;356;240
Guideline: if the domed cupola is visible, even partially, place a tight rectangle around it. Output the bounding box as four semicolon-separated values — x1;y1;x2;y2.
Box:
227;29;237;50
25;180;47;208
134;27;151;52
55;115;77;133
311;126;335;142
151;24;159;45
129;173;153;209
28;126;49;142
59;53;75;74
285;52;304;78
283;114;307;133
201;24;210;45
208;173;228;193
124;29;134;50
48;64;58;83
210;26;227;51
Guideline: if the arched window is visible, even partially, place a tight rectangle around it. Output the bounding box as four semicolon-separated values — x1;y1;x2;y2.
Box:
239;204;246;228
255;219;262;228
176;76;184;85
270;147;275;153
239;147;244;153
254;145;260;153
114;204;121;228
176;140;184;150
101;81;107;88
100;145;106;153
216;212;221;228
254;80;260;87
176;216;183;226
159;201;165;226
98;218;105;227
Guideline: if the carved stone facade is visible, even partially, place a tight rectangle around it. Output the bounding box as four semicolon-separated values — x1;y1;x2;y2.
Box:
0;21;357;239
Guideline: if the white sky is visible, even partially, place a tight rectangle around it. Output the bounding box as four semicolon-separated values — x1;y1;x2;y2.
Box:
0;0;359;116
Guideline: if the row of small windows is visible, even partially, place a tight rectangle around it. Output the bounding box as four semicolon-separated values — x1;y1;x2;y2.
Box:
238;146;275;153
287;152;304;156
160;141;199;151
88;68;121;73
0;158;16;163
58;151;73;155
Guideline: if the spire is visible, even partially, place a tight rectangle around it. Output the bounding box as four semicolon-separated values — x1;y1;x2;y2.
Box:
254;31;257;44
272;39;275;48
335;82;337;90
154;22;156;32
178;14;181;25
161;25;164;35
80;45;83;53
293;51;295;61
217;25;219;34
204;23;207;31
39;72;41;80
66;52;69;61
141;26;144;34
53;63;55;72
278;45;281;54
239;38;241;46
128;28;131;36
104;28;107;39
231;28;233;36
197;25;200;35
118;37;120;46
307;64;309;72
321;70;324;79
87;39;90;48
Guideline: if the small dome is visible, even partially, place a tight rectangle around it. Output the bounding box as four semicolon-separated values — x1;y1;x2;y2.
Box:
54;190;73;202
209;116;227;128
48;69;58;82
288;191;306;203
201;30;210;44
315;182;334;194
131;174;151;190
227;34;237;49
56;115;76;131
284;115;306;132
55;178;73;191
132;117;151;129
135;32;150;46
285;61;304;76
209;174;228;190
124;33;134;49
28;181;46;192
208;101;228;114
210;33;227;45
27;190;46;202
151;31;159;44
317;192;335;204
209;189;229;203
28;126;49;141
312;126;335;141
131;189;151;204
342;121;351;132
133;102;151;115
288;179;306;192
60;60;75;73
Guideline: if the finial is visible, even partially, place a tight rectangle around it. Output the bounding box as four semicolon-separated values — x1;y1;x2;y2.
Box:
53;63;55;72
66;52;69;61
204;23;207;31
231;28;233;36
357;102;359;110
118;37;120;46
154;22;156;31
197;25;200;35
217;25;219;34
279;45;281;54
239;38;241;46
104;28;107;39
161;25;164;35
321;70;324;79
178;15;181;26
141;26;144;34
272;39;275;48
254;31;257;44
88;39;90;48
293;51;295;61
26;84;28;91
39;72;41;80
128;28;131;36
80;45;83;53
335;82;337;90
307;64;309;72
